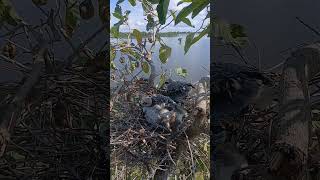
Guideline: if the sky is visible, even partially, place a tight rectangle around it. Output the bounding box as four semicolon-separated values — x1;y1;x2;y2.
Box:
110;0;209;32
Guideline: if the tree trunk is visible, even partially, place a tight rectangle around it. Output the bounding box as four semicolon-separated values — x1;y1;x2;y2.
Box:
269;43;320;180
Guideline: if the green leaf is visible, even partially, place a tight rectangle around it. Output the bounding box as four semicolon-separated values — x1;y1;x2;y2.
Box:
156;0;170;25
159;45;172;64
176;67;188;77
65;1;80;37
111;25;120;38
177;0;192;6
312;121;320;129
175;3;194;25
141;61;150;73
112;12;123;20
117;0;125;4
130;61;137;71
146;14;155;31
195;172;204;180
230;24;247;38
142;0;152;13
191;25;209;44
110;61;116;70
110;49;116;61
158;73;166;88
128;0;136;6
123;10;131;19
111;20;124;38
181;17;194;27
114;4;122;14
7;151;25;161
147;0;160;4
184;32;195;54
0;0;21;27
133;29;142;44
169;10;176;21
214;18;248;47
191;0;209;18
113;4;123;20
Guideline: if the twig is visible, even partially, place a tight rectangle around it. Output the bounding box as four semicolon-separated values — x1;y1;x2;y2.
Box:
5;39;31;53
184;131;195;178
296;17;320;37
64;23;109;68
0;54;31;71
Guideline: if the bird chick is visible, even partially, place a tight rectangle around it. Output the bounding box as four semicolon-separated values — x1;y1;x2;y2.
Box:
141;96;153;107
159;108;177;132
141;95;187;132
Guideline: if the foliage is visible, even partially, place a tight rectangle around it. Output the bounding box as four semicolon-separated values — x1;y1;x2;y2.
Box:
0;0;21;29
110;0;210;88
213;16;249;48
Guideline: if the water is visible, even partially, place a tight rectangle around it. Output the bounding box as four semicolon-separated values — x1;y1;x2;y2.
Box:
214;0;320;70
112;35;210;84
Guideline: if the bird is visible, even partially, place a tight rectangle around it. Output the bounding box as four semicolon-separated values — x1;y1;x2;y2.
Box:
160;79;194;105
212;62;273;119
142;103;176;132
142;103;164;127
212;62;274;179
158;104;177;132
141;94;187;132
212;62;274;131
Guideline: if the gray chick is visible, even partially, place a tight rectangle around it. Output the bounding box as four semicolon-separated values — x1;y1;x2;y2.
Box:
158;105;177;132
141;95;187;131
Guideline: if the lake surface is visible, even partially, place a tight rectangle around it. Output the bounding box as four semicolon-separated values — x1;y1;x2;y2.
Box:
214;0;320;71
112;35;210;85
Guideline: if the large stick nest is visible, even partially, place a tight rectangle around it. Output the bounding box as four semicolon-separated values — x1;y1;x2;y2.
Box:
110;79;210;177
227;72;320;179
0;67;108;179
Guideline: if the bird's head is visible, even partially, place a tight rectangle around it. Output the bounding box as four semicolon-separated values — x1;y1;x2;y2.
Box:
185;83;195;89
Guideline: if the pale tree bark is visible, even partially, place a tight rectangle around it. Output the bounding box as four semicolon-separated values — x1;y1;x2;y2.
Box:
269;43;320;180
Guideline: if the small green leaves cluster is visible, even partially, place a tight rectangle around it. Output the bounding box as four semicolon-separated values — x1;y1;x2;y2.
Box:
110;0;210;85
213;17;249;48
0;0;21;29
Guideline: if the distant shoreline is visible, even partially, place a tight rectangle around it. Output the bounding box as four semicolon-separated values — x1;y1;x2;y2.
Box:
111;31;201;38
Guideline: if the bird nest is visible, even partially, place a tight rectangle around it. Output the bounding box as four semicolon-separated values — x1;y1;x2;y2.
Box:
0;67;108;179
223;72;320;179
110;79;210;177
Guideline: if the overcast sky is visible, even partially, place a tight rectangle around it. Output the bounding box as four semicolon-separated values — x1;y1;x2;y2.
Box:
110;0;209;32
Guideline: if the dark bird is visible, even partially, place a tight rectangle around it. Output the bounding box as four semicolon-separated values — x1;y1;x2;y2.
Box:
161;79;194;104
212;62;273;120
212;62;274;134
212;62;274;179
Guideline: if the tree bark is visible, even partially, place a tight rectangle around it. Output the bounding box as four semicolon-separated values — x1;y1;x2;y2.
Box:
269;43;320;180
